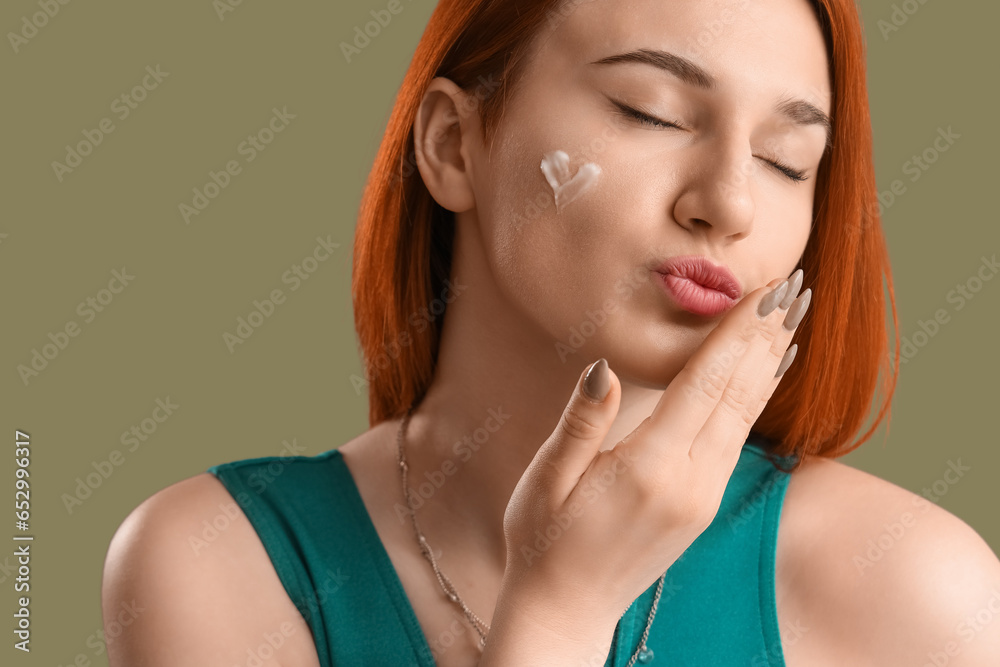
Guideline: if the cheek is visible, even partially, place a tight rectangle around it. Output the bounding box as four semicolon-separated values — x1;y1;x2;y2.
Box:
488;141;599;260
482;102;639;264
480;142;634;336
540;149;602;215
780;183;817;252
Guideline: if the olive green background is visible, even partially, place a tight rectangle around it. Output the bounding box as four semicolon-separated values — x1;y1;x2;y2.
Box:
0;0;996;663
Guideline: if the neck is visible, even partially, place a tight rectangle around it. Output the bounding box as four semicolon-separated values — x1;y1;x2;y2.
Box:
397;241;679;570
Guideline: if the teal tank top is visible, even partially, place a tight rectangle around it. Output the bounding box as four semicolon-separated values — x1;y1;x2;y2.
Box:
206;437;796;666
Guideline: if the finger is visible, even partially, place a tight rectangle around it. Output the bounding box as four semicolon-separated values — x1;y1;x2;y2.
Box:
748;343;798;426
735;286;812;446
636;276;791;459
695;290;805;465
532;358;621;499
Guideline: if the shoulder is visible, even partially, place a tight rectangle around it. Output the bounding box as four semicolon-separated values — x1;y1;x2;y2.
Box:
101;472;321;666
776;455;1000;666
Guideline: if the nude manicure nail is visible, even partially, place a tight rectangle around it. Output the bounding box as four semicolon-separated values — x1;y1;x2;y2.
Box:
757;281;789;319
775;344;798;377
782;288;812;331
779;269;804;310
583;358;610;402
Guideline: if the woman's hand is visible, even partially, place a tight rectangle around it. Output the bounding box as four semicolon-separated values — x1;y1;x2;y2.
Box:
498;270;811;623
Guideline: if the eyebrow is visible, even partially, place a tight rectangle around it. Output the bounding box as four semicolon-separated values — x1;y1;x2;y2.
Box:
589;48;832;149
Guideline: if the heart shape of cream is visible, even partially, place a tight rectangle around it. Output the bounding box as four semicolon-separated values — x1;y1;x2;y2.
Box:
540;149;601;214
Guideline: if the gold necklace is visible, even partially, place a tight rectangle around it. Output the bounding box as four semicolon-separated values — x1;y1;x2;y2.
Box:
396;403;666;664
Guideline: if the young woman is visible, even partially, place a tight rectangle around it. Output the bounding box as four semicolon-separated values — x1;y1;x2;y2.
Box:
102;0;1000;665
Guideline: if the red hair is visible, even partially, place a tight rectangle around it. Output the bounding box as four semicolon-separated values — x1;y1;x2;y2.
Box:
351;0;899;470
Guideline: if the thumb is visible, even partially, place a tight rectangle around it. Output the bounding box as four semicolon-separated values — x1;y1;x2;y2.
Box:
536;358;620;492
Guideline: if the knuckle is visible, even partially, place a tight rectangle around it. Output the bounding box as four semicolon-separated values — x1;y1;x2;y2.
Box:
769;339;791;363
629;454;674;506
734;405;758;429
674;492;714;530
627;454;660;494
630;477;661;509
755;316;780;343
719;375;756;424
694;366;729;403
559;403;602;440
736;321;758;345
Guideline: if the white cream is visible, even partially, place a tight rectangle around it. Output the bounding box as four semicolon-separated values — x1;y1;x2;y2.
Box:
540;149;601;214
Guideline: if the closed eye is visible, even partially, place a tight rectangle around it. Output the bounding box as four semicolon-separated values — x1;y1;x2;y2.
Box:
610;100;809;183
611;99;684;130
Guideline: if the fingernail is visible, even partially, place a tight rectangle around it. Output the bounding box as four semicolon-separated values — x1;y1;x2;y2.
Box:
775;344;798;377
757;280;789;319
779;269;804;310
583;358;610;402
782;288;812;331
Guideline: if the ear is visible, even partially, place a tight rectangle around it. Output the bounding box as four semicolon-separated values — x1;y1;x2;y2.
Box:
413;77;477;214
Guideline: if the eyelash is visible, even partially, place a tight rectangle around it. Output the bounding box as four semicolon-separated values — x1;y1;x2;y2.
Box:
612;102;809;183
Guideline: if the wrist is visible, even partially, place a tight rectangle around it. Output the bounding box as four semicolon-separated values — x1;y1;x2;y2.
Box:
479;571;619;665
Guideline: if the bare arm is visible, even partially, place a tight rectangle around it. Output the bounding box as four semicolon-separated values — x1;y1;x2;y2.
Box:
478;572;623;666
101;473;321;666
778;457;1000;666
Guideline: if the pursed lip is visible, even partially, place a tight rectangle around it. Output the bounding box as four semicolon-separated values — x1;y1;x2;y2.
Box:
653;255;742;300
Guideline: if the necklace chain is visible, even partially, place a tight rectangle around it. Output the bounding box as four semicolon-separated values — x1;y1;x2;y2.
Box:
396;403;667;665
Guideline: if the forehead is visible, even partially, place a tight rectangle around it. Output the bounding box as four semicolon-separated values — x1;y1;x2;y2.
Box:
527;0;831;111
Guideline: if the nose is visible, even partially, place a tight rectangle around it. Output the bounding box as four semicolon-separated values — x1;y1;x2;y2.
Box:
671;136;757;242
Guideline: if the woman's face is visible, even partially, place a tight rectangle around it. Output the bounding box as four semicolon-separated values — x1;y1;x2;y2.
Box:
426;0;831;385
